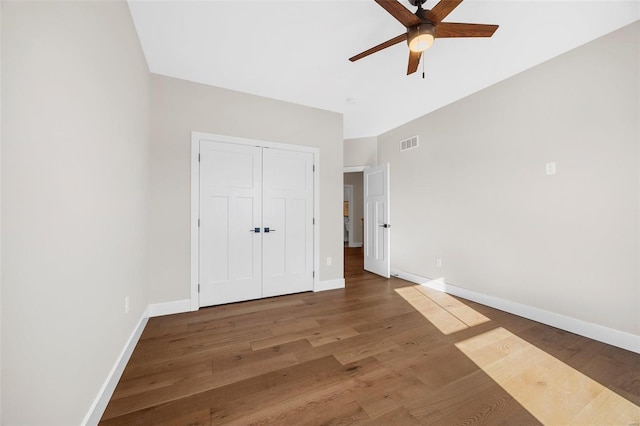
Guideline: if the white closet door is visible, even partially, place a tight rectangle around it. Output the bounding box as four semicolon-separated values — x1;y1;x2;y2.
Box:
199;141;262;306
364;163;390;278
262;148;314;297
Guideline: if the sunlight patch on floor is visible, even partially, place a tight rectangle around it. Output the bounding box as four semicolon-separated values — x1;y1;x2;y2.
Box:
395;285;490;335
456;327;640;425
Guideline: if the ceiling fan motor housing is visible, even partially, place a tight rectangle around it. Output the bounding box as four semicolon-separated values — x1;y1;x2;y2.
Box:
407;23;436;51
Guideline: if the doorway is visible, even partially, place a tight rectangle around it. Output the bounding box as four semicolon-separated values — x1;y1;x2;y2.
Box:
343;185;353;246
342;165;390;279
343;172;364;248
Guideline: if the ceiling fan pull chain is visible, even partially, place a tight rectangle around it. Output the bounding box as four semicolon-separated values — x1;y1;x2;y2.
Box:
422;54;425;79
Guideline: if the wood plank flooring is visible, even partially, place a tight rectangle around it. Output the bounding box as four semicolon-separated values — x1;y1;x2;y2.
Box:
101;248;640;425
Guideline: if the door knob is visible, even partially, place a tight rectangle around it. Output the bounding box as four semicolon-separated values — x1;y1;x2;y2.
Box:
264;227;276;233
379;224;391;228
250;227;261;233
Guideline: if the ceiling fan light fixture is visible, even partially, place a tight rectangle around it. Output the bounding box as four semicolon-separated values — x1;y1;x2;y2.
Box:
408;23;435;52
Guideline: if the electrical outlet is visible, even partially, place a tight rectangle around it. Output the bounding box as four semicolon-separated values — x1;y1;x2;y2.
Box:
326;257;332;266
436;257;442;268
125;296;130;314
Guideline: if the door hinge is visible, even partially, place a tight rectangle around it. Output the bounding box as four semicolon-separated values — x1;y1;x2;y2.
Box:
198;284;200;292
312;164;315;172
312;271;315;278
198;153;201;162
312;218;315;225
198;218;200;227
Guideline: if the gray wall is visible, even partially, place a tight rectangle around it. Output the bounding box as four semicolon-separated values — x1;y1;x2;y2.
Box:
344;136;377;167
378;22;640;336
149;74;344;303
1;2;150;424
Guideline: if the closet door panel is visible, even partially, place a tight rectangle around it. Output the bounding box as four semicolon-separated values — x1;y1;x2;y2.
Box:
262;148;314;297
199;141;262;307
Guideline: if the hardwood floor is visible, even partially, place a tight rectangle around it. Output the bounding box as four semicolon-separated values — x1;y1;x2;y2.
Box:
101;248;640;425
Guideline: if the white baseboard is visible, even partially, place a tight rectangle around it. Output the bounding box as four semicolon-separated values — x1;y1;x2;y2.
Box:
82;307;149;426
391;269;640;354
315;278;345;292
81;283;351;424
148;299;191;317
82;299;190;424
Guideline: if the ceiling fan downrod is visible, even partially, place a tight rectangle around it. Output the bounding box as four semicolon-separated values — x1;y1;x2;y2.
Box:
410;0;433;26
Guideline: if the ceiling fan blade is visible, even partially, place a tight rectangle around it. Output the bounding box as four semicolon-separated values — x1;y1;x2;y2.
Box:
350;33;407;62
407;50;422;75
375;0;421;28
436;22;499;38
426;0;463;23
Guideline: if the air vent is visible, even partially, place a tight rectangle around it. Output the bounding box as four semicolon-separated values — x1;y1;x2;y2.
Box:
400;135;419;152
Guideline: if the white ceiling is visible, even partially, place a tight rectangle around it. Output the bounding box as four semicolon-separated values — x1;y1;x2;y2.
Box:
128;1;639;139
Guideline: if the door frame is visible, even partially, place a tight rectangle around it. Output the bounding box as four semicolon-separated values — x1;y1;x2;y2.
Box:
190;131;320;311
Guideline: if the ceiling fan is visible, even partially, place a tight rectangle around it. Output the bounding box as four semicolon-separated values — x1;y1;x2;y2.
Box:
350;0;499;75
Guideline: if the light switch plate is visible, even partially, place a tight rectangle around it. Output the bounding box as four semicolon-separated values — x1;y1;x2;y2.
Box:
546;162;556;175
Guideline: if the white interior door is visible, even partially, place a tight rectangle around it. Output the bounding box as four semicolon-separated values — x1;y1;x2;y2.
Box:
199;141;262;306
199;141;314;307
364;164;390;278
262;148;314;297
